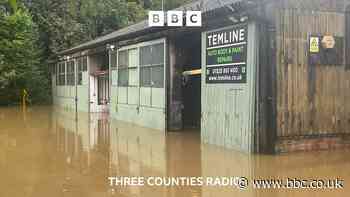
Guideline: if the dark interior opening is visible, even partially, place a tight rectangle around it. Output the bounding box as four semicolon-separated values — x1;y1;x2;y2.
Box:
173;32;202;130
90;52;110;107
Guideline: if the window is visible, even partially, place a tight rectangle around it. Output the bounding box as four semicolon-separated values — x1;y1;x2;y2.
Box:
346;6;350;69
111;51;117;70
77;57;87;85
58;62;66;86
140;43;164;88
51;63;56;75
98;75;109;105
128;49;138;86
117;50;129;86
112;40;165;108
56;63;59;86
117;48;139;87
66;61;75;86
77;58;82;85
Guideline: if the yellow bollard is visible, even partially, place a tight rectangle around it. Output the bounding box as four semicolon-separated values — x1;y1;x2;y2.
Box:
22;89;28;121
22;89;28;108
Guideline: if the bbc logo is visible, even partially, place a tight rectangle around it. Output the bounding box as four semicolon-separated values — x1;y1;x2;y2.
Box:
149;11;202;27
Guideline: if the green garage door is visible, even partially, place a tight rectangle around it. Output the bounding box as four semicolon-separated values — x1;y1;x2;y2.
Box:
201;23;258;153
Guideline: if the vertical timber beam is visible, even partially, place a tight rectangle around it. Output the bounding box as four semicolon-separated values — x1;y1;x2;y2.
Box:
167;37;183;130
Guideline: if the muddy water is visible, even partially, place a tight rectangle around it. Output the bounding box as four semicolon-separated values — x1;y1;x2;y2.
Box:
0;106;349;197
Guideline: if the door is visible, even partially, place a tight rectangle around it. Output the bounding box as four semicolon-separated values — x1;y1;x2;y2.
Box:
76;57;89;112
201;23;258;152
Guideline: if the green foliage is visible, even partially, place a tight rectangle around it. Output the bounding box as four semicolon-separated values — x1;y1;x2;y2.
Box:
0;0;192;105
147;0;192;10
0;8;49;105
78;0;146;40
24;0;148;57
8;0;17;12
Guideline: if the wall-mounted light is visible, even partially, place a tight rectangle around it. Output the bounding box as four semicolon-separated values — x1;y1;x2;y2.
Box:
228;16;239;23
63;56;70;61
107;44;115;51
228;15;248;23
240;16;248;22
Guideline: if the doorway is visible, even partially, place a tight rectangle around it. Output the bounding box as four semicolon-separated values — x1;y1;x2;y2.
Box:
89;52;110;113
168;31;202;131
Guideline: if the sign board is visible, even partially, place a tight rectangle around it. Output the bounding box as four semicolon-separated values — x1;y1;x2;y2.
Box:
310;37;320;53
309;35;344;66
205;24;248;83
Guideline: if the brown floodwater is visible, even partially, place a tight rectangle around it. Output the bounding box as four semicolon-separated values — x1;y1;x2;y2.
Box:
0;106;349;197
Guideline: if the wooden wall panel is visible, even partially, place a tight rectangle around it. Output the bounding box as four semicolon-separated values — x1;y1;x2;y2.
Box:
276;8;350;138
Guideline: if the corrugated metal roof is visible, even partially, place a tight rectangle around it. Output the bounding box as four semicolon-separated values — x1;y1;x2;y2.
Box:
59;0;245;55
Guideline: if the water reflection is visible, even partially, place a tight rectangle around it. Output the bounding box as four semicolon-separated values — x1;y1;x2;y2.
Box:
0;106;349;197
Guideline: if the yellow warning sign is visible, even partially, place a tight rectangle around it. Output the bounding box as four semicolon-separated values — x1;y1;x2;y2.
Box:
310;37;319;53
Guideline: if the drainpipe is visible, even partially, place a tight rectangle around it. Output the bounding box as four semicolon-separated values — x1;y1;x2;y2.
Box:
74;57;78;121
107;44;115;114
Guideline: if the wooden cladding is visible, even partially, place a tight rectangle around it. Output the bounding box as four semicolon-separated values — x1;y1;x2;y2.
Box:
276;9;350;138
346;6;350;69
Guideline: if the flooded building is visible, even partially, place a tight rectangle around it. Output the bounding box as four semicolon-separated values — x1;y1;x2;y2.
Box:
52;0;350;153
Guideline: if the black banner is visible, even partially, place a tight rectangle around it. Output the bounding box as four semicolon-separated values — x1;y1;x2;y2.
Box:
206;24;248;84
206;64;246;83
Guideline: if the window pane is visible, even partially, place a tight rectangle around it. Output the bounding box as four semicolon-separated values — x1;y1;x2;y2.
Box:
60;63;65;73
77;58;83;72
140;67;151;86
68;61;74;72
111;52;117;69
83;57;87;71
152;43;164;65
67;61;75;86
140;46;152;66
59;63;66;86
56;64;59;85
129;68;138;86
78;73;82;85
151;66;164;88
128;48;138;67
118;50;128;68
118;69;128;86
111;70;118;86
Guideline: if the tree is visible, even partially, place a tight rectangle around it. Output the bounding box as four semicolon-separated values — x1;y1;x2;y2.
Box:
0;3;49;105
0;0;193;106
147;0;192;10
24;0;148;58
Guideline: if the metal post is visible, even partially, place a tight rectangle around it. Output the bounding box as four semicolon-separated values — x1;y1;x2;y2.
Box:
74;58;78;121
108;48;111;105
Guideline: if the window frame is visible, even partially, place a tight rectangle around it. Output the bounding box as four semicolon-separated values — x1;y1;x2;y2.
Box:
57;62;66;86
139;42;165;88
66;60;75;86
127;48;139;87
117;49;130;87
110;51;118;70
77;56;87;85
115;38;166;108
